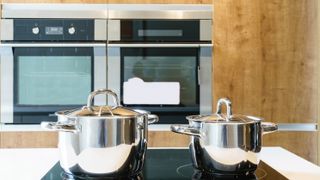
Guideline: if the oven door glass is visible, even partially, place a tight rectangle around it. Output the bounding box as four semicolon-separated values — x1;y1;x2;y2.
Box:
14;47;93;106
121;47;199;108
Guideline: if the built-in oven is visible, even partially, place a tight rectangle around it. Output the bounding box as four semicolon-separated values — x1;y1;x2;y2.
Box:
107;5;213;124
0;4;107;124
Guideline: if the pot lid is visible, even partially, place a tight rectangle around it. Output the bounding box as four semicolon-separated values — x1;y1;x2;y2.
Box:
186;98;262;124
56;89;142;118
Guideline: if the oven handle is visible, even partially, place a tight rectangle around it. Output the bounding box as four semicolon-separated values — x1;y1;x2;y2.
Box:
0;43;106;47
108;43;213;48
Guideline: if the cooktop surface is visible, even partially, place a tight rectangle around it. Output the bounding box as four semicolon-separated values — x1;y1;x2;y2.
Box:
42;149;288;180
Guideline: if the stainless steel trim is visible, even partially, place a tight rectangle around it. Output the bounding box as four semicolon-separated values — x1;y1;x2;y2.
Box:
199;46;213;115
108;4;212;19
108;44;212;48
94;20;107;41
277;123;318;131
108;20;120;41
0;43;106;47
107;47;121;105
93;46;107;106
2;3;108;19
200;20;212;41
0;19;13;41
0;47;14;123
138;30;183;37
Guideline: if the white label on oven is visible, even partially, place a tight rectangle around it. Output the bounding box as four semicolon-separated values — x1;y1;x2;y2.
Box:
123;77;180;105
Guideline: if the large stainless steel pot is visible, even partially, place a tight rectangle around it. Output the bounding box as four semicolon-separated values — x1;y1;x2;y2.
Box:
171;98;277;175
41;89;158;177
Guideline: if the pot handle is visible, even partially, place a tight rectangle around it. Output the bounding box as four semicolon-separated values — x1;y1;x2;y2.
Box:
87;89;120;112
216;98;232;120
41;121;80;133
171;125;201;137
147;114;159;124
262;122;278;135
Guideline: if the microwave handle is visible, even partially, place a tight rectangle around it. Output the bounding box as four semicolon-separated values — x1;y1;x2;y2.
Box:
108;43;212;48
0;43;106;48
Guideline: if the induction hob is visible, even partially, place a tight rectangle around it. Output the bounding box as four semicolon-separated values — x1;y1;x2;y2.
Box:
42;149;288;180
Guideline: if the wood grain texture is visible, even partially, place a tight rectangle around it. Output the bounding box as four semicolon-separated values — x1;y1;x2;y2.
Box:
148;131;189;147
0;132;58;148
263;132;318;164
213;0;318;163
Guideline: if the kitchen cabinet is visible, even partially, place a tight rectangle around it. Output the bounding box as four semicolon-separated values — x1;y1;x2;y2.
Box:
213;0;319;163
0;132;58;148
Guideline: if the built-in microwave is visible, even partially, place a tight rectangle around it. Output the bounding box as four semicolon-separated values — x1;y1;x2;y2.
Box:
0;18;107;124
107;14;213;124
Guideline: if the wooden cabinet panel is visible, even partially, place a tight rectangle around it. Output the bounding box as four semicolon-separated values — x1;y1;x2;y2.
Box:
263;132;318;164
148;131;189;147
0;132;58;148
213;0;318;163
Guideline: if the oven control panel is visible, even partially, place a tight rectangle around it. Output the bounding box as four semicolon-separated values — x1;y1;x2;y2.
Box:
13;19;94;41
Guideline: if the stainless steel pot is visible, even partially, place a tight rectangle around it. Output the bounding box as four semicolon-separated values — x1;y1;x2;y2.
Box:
171;98;277;175
41;89;158;177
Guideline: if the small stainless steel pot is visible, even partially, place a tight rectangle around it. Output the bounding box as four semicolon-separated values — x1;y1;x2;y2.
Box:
171;98;277;175
41;89;158;177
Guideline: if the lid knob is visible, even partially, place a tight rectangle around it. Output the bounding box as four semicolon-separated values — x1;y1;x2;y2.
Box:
87;89;120;112
216;98;232;121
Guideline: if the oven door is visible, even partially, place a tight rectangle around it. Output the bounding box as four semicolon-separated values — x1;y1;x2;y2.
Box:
108;44;212;124
0;43;107;124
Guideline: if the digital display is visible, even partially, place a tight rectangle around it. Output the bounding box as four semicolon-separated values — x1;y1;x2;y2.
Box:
45;27;63;35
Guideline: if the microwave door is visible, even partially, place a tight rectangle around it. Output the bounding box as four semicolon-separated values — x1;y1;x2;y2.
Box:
108;44;202;107
0;43;106;124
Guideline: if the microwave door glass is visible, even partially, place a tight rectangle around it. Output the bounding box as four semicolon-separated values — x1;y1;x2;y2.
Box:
121;48;198;107
14;47;92;106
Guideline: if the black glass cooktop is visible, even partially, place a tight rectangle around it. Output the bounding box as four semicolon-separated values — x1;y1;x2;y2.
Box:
42;149;288;180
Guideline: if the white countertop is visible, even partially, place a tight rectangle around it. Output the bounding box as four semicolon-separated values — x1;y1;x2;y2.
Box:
0;147;319;180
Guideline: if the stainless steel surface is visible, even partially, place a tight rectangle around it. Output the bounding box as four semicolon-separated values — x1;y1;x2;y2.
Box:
108;4;212;19
0;44;107;124
2;4;211;19
93;46;107;106
108;44;213;47
200;20;212;41
94;20;107;41
86;89;120;112
216;98;232;119
107;20;121;41
276;123;318;131
41;89;159;176
171;98;278;174
199;46;213;115
0;46;14;123
107;47;121;105
0;43;107;47
0;19;13;41
2;3;107;19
